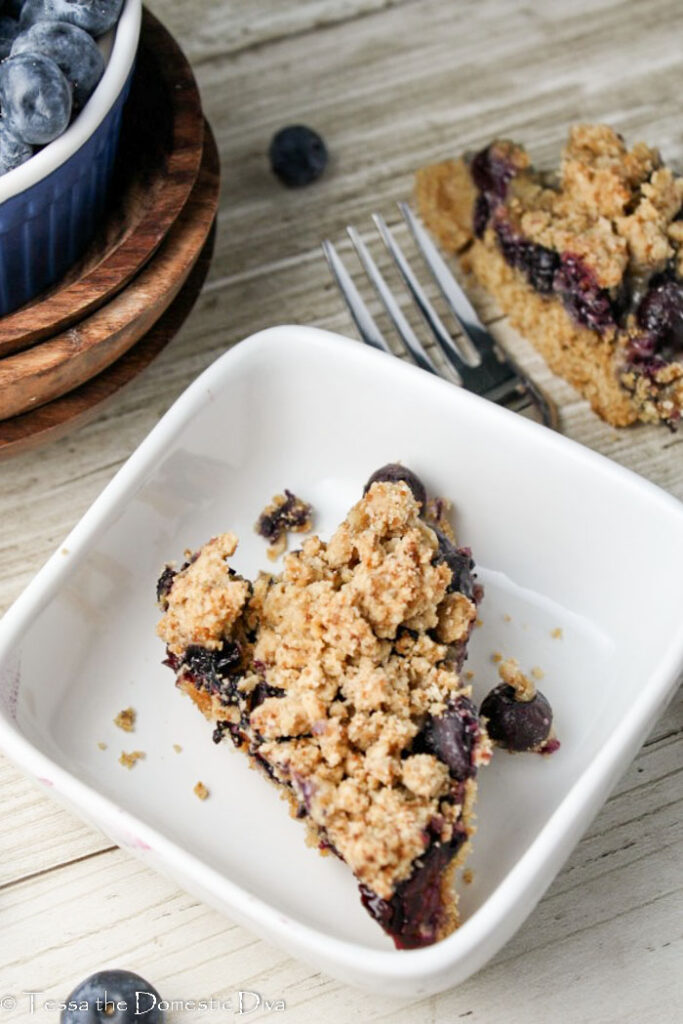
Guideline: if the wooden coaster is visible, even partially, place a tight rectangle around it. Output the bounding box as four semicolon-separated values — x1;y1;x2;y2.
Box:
0;119;219;421
0;223;216;460
0;7;205;359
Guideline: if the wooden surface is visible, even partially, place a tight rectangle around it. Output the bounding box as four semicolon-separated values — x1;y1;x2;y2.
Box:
1;1;682;1021
0;219;216;460
0;8;205;359
0;116;218;422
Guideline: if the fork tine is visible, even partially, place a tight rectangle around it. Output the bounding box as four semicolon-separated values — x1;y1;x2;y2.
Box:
371;213;471;378
398;201;482;364
399;201;516;373
345;226;447;379
322;240;393;355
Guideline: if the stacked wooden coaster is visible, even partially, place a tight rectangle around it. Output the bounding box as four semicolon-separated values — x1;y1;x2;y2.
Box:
0;8;219;459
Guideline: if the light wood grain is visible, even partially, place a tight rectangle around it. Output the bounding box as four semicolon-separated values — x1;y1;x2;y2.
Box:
0;1;681;1020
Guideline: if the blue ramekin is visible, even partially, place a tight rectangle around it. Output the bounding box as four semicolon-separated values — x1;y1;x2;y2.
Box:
0;0;142;318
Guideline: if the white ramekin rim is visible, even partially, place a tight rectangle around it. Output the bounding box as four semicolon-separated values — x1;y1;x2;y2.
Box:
0;0;142;206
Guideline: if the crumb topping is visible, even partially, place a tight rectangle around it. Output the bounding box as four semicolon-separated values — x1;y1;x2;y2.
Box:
157;481;484;900
194;781;209;800
114;707;136;732
157;533;251;655
498;658;536;701
119;750;145;770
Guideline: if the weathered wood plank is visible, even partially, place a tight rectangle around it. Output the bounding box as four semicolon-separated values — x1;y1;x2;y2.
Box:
147;0;413;61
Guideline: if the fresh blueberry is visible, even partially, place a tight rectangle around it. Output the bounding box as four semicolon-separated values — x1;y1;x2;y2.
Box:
60;969;164;1023
363;463;427;508
20;0;123;36
0;116;33;174
12;19;104;109
480;683;553;751
0;51;71;145
419;695;480;779
0;15;20;58
269;124;328;187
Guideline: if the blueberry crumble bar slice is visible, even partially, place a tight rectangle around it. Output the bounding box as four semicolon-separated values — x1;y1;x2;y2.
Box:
156;470;490;948
415;124;683;426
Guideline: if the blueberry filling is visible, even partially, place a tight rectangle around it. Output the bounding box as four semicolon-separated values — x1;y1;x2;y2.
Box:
415;695;480;781
494;220;559;294
635;273;683;351
250;680;286;709
480;683;553;751
469;143;521;238
256;489;311;542
470;144;517;201
473;192;492;239
363;463;427;509
552;253;619;332
155;565;177;607
432;529;476;599
182;641;243;699
359;825;467;949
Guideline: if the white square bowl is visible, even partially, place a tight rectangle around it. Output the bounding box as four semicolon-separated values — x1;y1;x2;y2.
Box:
1;325;682;997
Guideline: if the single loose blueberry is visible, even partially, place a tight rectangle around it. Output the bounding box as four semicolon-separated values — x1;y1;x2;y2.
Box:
0;51;72;144
0;116;33;174
269;124;328;187
12;19;104;108
363;463;427;508
0;15;20;59
21;0;123;36
480;683;553;751
60;968;164;1023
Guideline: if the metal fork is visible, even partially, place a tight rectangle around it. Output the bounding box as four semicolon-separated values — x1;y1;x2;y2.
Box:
323;203;558;428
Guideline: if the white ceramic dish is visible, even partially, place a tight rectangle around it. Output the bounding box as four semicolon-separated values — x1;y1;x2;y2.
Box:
0;326;682;997
0;0;142;204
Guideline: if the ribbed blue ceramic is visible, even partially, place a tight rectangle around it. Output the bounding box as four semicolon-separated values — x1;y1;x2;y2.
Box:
0;67;134;317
